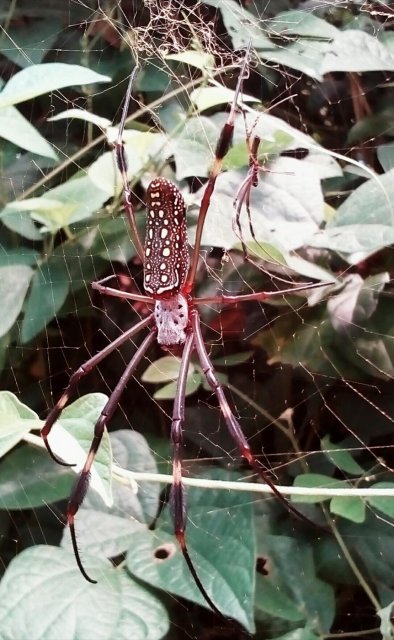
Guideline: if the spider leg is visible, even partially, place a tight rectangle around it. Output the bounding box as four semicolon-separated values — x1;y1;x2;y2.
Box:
193;279;333;305
41;314;154;466
92;275;154;305
233;175;251;257
233;135;272;263
68;327;157;583
186;45;251;291
244;138;263;246
113;65;145;261
190;308;319;528
170;330;222;616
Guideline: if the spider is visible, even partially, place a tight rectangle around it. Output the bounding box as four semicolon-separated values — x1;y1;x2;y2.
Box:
41;52;326;616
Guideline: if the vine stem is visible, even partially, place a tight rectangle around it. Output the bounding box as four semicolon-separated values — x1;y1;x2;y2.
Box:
321;504;381;612
23;432;394;498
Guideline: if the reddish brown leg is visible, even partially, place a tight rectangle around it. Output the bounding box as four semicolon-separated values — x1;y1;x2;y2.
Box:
193;279;332;305
113;65;144;261
41;314;154;465
170;330;222;616
185;47;251;291
190;308;319;527
68;328;157;583
92;275;154;305
233;135;262;257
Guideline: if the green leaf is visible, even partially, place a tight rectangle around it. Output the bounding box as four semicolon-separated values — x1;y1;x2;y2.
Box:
2;19;61;67
190;85;256;112
377;142;394;172
50;241;107;294
255;573;304;622
311;224;394;264
321;435;364;475
312;168;394;262
0;546;169;640
268;10;338;40
367;482;394;518
110;430;160;523
330;496;366;523
0;105;58;159
292;473;346;503
348;108;394;145
330;169;394;226
92;430;158;510
127;470;256;632
0;265;34;338
274;630;320;640
62;509;147;562
321;30;394;74
0;63;111;107
201;370;228;392
0;248;39;268
3;176;110;237
153;372;202;400
378;602;394;640
0;391;41;458
142;356;179;383
171;116;217;180
259;21;334;80
44;394;112;506
48;108;111;129
21;259;70;342
0;446;73;509
327;273;388;335
256;534;335;633
88;131;166;196
62;430;161;561
193;156;324;252
237;241;287;267
253;10;339;80
85;216;137;264
0;204;43;240
37;175;110;233
212;351;253;366
142;355;192;384
165;50;215;71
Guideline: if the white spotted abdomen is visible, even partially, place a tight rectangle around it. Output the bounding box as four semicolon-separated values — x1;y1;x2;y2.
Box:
144;177;189;297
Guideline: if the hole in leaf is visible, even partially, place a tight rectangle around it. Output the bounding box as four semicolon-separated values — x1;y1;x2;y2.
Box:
154;543;176;562
256;556;269;576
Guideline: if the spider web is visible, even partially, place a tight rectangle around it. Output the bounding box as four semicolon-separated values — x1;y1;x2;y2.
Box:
1;1;394;639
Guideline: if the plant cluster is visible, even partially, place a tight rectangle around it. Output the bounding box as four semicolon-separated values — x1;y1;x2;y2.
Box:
0;2;394;639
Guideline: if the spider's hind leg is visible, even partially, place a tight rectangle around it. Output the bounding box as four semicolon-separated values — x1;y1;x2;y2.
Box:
41;314;154;466
190;308;321;530
67;328;157;583
169;330;224;617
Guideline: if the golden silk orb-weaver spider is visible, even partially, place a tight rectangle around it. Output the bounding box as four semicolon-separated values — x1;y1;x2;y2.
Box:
41;53;328;617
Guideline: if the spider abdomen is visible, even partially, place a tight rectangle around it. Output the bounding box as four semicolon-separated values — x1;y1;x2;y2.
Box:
144;177;189;297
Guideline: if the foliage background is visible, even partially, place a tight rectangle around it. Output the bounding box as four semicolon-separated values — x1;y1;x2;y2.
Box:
0;1;394;639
